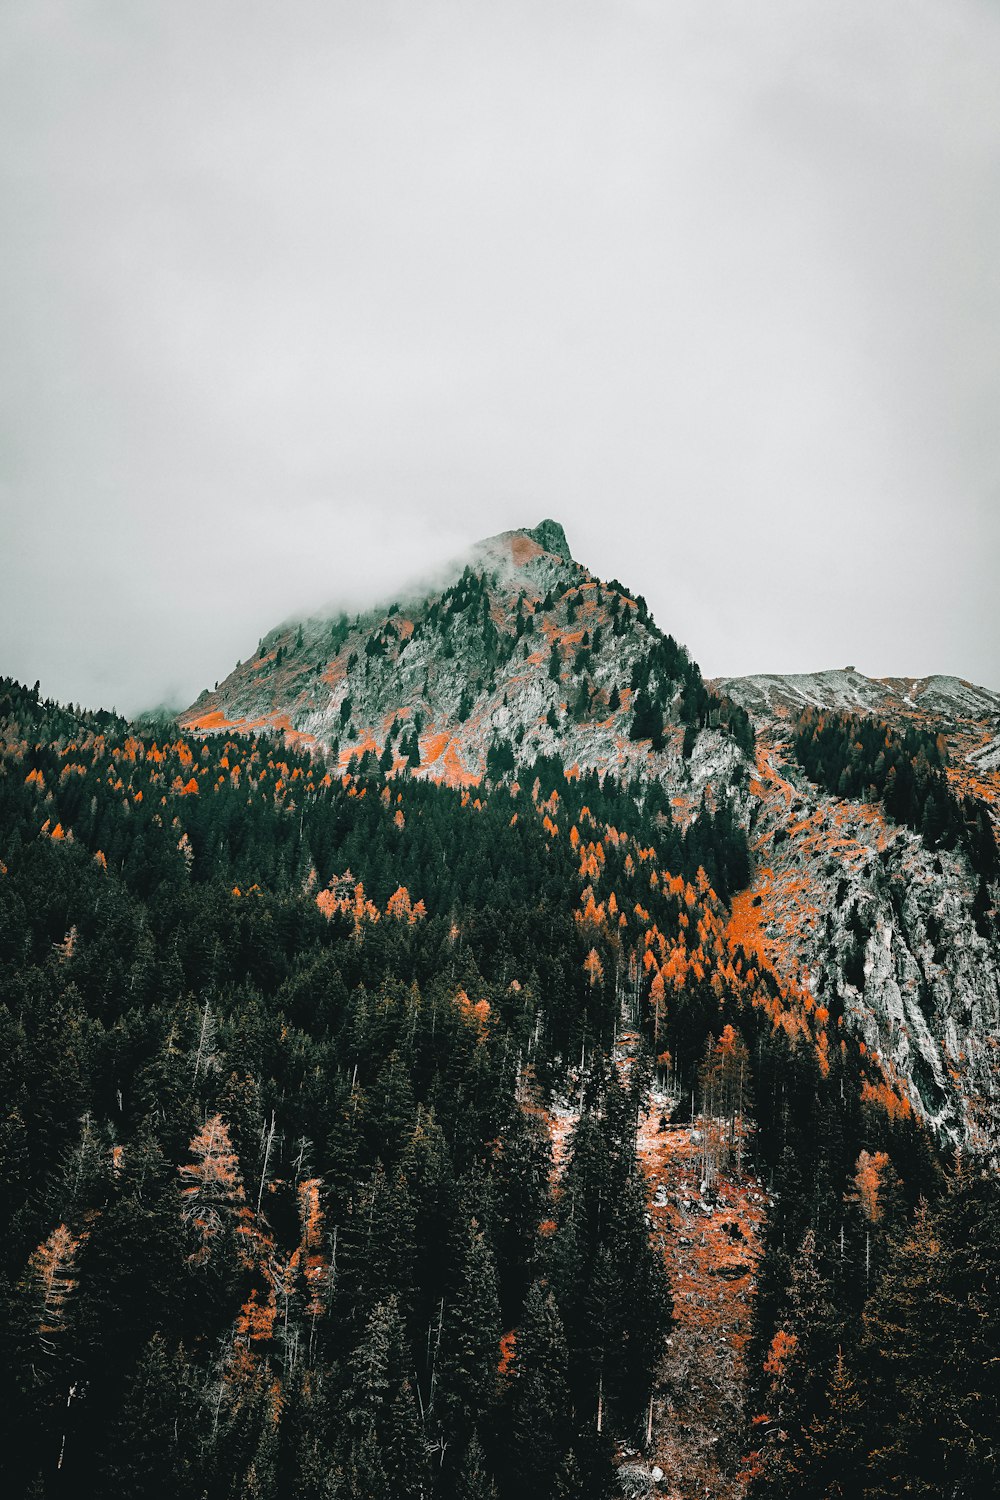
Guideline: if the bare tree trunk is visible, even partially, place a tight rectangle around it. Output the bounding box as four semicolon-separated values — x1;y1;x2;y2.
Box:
256;1112;277;1215
193;998;212;1081
57;1384;76;1471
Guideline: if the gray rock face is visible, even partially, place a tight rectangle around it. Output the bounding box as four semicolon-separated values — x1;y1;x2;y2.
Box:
722;669;1000;1154
713;667;1000;725
527;518;573;561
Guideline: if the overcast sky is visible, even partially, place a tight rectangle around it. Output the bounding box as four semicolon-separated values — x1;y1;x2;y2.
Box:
2;0;999;713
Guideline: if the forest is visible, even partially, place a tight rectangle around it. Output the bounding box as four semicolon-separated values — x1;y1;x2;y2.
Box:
0;675;998;1499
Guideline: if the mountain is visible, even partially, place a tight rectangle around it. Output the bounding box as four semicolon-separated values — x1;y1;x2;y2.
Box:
181;519;754;813
3;528;999;1498
712;665;1000;722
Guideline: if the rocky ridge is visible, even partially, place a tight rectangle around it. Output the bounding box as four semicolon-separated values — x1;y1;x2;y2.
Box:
712;667;1000;724
183;520;752;819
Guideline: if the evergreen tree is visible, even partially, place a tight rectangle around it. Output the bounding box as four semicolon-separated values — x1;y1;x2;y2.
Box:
94;1334;202;1500
435;1216;501;1458
506;1282;573;1500
344;1296;430;1500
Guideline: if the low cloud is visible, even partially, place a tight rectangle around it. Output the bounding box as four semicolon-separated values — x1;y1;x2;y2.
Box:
2;0;998;711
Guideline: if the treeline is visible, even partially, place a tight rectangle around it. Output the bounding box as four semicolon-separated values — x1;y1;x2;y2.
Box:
629;638;755;758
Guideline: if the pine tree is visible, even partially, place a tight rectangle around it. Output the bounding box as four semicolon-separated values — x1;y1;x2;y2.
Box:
434;1216;501;1457
489;1108;552;1321
344;1296;429;1500
799;1348;866;1500
507;1282;573;1500
454;1429;498;1500
95;1335;201;1499
857;1199;954;1499
750;1229;839;1499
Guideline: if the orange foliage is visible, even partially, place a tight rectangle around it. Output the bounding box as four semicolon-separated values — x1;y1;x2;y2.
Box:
316;879;381;933
386;885;414;922
26;1222;84;1338
183;709;230;732
421;731;450;766
583;948;604;987
763;1328;798;1379
498;1329;517;1375
235;1287;277;1343
861;1078;912;1121
296;1177;328;1318
853;1149;891;1224
178;1114;247;1263
454;990;491;1033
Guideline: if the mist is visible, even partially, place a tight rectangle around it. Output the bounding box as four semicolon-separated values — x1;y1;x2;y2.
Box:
2;0;999;713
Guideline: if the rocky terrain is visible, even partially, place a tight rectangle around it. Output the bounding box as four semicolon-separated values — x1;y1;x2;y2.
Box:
717;670;1000;1154
182;520;752;821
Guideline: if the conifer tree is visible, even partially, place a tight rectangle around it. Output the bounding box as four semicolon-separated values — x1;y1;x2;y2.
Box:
507;1281;573;1500
345;1296;429;1500
434;1216;501;1458
454;1430;498;1500
95;1334;201;1499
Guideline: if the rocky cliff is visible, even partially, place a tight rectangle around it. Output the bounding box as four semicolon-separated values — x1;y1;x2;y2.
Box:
717;669;1000;1153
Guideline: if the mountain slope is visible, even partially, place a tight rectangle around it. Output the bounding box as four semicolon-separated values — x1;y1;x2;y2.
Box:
717;667;1000;1152
183;532;1000;1153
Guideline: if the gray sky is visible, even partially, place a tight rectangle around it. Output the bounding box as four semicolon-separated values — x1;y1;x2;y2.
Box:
2;0;999;713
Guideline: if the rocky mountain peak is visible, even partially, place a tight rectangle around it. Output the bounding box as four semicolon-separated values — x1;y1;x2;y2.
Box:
525;517;572;561
183;519;753;810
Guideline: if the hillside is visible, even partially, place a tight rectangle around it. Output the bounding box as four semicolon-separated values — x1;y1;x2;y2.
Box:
1;532;999;1500
182;528;1000;1151
715;668;1000;1153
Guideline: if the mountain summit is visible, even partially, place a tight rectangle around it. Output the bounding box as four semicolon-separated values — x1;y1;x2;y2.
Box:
183;520;752;799
523;516;572;561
